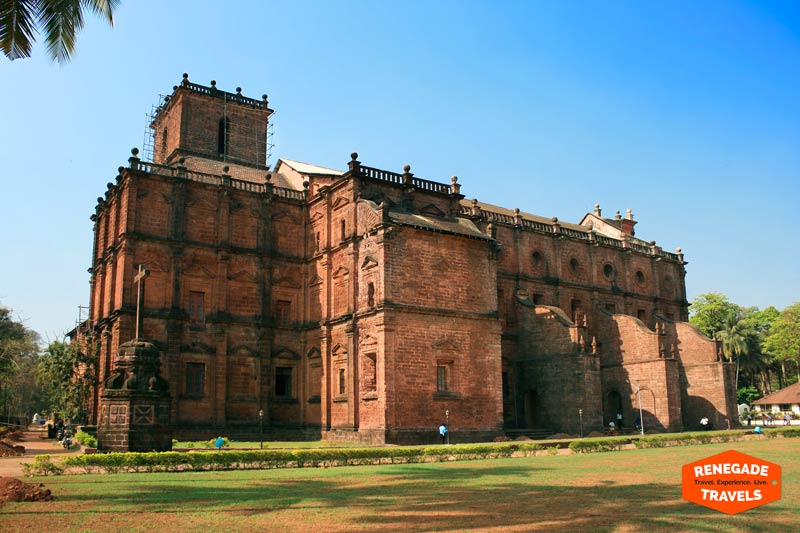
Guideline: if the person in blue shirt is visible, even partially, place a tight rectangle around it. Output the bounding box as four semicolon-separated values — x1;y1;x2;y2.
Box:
438;423;447;444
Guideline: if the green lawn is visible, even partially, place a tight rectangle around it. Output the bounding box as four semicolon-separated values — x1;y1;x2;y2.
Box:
2;439;797;532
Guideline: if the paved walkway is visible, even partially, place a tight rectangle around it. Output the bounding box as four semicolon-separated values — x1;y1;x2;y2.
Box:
0;426;81;478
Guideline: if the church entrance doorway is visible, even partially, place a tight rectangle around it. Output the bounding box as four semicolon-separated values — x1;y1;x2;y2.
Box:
606;390;622;426
523;390;541;428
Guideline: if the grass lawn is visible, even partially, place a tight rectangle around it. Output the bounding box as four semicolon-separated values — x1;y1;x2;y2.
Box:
2;439;797;532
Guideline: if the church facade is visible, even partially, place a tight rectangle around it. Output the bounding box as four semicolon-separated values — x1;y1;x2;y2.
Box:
85;75;737;444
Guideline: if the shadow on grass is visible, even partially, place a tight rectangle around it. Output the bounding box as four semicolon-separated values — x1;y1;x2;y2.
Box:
8;460;795;532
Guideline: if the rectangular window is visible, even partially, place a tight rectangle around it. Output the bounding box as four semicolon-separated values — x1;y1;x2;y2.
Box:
437;365;448;392
275;300;291;325
363;354;377;391
189;291;205;322
339;368;346;395
185;362;205;397
532;293;544;305
275;367;293;398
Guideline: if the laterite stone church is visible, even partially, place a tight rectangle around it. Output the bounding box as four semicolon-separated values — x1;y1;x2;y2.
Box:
85;75;737;444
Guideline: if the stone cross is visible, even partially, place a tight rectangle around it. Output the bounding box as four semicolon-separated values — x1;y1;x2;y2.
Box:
134;264;150;339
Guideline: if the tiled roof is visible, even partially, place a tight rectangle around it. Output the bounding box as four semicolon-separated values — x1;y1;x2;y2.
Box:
752;381;800;405
389;211;490;240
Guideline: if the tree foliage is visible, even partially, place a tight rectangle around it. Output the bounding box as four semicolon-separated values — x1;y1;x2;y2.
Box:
764;302;800;378
688;294;800;398
1;0;119;63
0;304;44;421
36;339;98;423
689;292;740;338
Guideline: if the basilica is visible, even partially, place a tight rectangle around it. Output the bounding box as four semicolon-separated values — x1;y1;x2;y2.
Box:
83;75;738;444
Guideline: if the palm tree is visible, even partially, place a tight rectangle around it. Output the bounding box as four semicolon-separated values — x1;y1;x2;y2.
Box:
1;0;118;64
716;316;751;387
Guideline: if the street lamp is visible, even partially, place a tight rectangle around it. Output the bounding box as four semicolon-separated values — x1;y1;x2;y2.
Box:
628;380;645;436
258;409;264;449
445;410;450;445
579;408;583;438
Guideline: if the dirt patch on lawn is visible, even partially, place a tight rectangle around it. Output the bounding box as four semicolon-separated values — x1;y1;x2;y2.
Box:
0;477;54;505
0;441;25;457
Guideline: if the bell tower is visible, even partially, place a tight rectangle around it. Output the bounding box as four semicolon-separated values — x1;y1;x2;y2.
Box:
150;73;273;169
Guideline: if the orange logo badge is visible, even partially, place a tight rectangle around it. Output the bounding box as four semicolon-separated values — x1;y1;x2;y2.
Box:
682;450;781;514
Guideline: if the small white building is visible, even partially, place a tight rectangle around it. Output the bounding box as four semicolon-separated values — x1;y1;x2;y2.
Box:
752;382;800;416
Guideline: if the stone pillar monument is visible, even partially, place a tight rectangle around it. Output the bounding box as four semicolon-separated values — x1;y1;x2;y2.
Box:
97;264;171;451
97;338;172;451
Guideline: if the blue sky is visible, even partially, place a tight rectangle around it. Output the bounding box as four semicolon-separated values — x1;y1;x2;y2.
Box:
1;0;798;339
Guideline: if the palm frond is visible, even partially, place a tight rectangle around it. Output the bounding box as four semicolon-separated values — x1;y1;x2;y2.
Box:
80;0;118;25
0;0;38;60
38;0;84;64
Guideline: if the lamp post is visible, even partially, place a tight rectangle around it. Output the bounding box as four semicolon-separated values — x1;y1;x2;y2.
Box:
445;410;450;445
579;408;583;438
258;409;264;449
632;382;644;436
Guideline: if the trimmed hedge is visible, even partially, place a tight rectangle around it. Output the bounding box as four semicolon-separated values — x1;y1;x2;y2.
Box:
57;442;547;475
24;427;800;476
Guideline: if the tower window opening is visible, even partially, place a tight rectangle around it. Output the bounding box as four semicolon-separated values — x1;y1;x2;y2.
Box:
218;117;230;156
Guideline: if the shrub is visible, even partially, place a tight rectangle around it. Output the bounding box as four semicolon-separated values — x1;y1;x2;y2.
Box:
22;455;65;476
568;438;625;453
74;430;98;448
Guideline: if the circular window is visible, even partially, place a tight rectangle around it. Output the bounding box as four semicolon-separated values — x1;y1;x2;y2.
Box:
532;251;543;266
635;270;645;284
569;258;579;273
603;264;614;280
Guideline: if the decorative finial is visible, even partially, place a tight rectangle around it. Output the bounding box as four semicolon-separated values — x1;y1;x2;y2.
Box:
351;152;358;161
591;336;598;354
615;210;621;220
107;182;114;190
451;176;458;184
514;208;520;215
222;165;230;173
594;203;601;216
676;247;682;254
182;73;188;80
236;87;242;95
131;147;139;157
210;80;217;87
403;164;411;173
551;217;558;223
303;180;309;189
650;240;656;246
626;208;634;220
178;157;186;165
265;173;272;182
262;94;268;102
